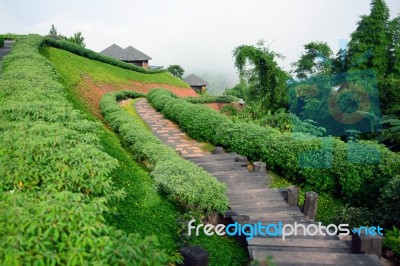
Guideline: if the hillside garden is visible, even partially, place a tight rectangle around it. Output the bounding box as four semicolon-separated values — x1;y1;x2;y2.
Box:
1;0;400;263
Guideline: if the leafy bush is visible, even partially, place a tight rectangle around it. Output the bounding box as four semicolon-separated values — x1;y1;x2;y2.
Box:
0;36;4;48
384;226;400;256
43;37;165;74
100;90;229;213
0;35;179;265
0;190;174;265
221;105;239;116
147;89;400;225
186;95;239;104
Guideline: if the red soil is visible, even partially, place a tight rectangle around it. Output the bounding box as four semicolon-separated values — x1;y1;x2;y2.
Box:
205;103;244;113
205;103;227;112
76;76;197;119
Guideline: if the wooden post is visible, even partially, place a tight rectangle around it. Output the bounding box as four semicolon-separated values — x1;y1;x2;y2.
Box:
179;246;209;266
234;156;249;164
351;229;383;258
252;162;266;172
287;185;299;206
303;191;318;220
212;147;224;154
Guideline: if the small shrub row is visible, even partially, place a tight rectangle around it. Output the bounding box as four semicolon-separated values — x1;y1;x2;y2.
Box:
43;37;165;74
186;95;238;104
0;35;176;265
100;90;229;214
147;89;400;224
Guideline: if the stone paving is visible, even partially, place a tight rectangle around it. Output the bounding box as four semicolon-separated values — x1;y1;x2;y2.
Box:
134;98;210;157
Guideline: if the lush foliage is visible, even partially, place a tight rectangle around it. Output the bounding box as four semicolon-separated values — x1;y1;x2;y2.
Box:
166;64;185;79
0;35;178;265
384;226;400;256
148;89;400;226
43;37;167;74
232;40;289;111
292;42;333;79
288;0;400;140
0;35;4;48
186;95;238;104
100;90;228;213
189;232;249;266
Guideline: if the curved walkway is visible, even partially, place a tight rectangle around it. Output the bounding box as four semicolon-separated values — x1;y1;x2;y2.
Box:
135;98;209;157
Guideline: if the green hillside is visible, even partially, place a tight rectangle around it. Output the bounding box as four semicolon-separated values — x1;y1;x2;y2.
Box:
41;46;190;88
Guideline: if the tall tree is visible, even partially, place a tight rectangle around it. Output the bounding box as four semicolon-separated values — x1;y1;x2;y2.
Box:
292;42;333;79
166;65;185;78
233;40;288;111
68;32;86;47
48;24;58;38
346;0;391;76
388;16;400;76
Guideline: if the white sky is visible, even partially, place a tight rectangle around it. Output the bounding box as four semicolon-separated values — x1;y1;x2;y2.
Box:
1;0;399;82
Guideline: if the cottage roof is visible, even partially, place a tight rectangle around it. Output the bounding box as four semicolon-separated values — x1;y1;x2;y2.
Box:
183;74;209;86
100;44;152;61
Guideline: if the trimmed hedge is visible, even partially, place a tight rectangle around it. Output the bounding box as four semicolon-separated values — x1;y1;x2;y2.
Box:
100;90;229;213
147;89;400;213
186;95;238;104
43;37;166;74
0;35;177;265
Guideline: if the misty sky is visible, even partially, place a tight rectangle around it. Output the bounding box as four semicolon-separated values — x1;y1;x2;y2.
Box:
1;0;399;84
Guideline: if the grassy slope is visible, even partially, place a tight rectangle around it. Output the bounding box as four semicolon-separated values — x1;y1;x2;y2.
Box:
40;49;181;254
41;46;190;88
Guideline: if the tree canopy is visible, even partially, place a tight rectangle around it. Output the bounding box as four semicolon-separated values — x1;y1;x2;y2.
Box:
232;40;288;111
292;42;333;79
166;65;185;79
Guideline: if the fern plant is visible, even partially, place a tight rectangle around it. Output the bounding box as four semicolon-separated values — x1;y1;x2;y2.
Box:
384;226;400;256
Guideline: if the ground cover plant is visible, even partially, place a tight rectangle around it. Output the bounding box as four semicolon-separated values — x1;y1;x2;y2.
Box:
186;95;238;104
0;35;181;265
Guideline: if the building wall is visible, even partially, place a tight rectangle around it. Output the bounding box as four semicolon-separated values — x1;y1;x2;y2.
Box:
191;85;207;93
123;60;149;69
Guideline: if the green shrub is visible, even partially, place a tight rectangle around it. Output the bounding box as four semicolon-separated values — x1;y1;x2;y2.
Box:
100;90;229;213
147;89;400;225
43;37;165;74
0;190;174;265
0;36;4;48
384;226;400;256
0;35;179;265
186;95;238;104
221;105;239;116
